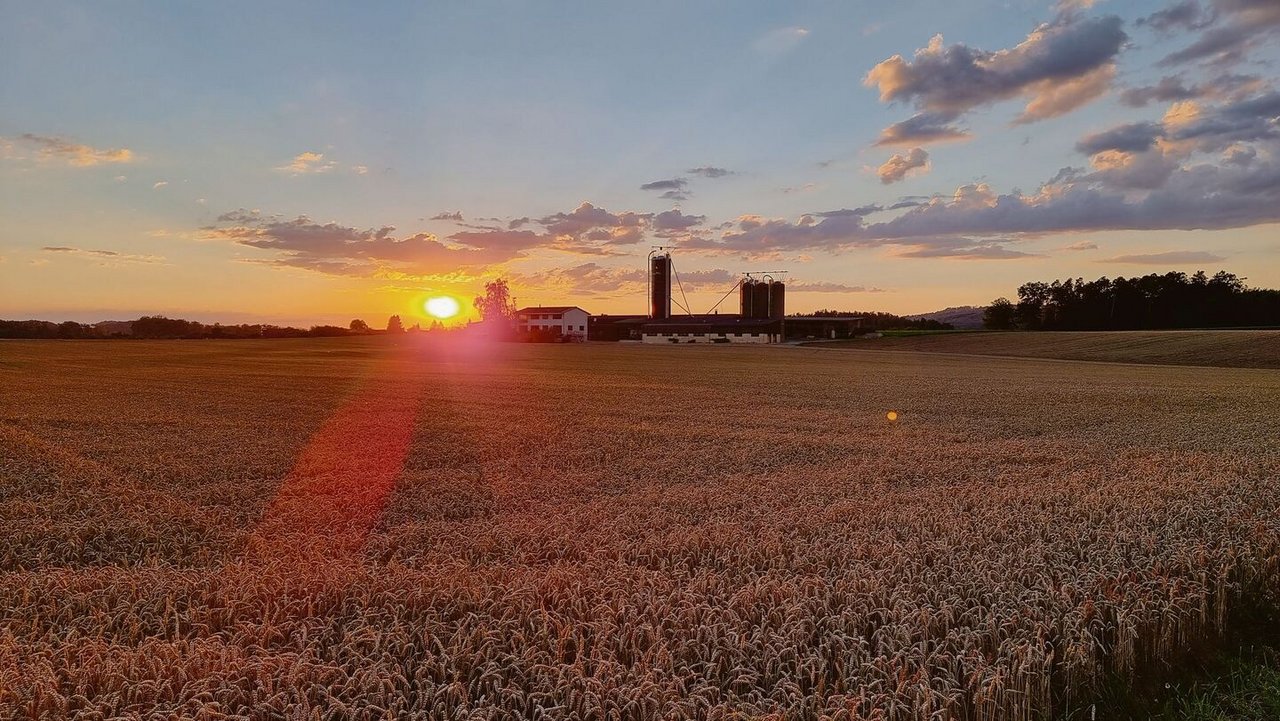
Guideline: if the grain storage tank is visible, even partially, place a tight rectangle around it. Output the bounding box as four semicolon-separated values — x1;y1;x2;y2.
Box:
752;280;771;319
650;254;671;320
740;278;756;317
768;281;785;320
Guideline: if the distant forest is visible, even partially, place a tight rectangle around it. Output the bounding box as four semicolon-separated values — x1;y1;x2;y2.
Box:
795;310;953;331
984;271;1280;330
0;315;437;340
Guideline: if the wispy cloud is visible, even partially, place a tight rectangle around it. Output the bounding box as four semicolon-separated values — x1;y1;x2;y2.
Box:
6;134;135;166
1101;250;1226;264
277;151;337;175
42;246;164;264
754;26;810;55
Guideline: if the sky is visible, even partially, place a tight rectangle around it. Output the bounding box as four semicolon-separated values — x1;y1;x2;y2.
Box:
2;0;1278;326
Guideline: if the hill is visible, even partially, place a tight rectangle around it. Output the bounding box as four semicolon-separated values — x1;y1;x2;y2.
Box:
904;305;985;329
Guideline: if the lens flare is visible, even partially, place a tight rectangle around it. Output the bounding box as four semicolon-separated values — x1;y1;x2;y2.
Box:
425;296;460;319
886;411;899;422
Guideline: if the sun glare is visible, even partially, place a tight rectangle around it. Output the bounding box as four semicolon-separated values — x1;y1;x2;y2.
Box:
425;296;461;319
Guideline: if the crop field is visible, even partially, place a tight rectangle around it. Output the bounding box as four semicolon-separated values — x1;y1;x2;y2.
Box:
1;337;1278;720
807;330;1280;369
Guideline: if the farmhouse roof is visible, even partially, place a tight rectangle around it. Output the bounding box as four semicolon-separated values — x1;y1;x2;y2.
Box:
516;306;587;314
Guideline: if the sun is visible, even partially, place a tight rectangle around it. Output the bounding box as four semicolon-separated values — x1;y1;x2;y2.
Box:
424;296;460;319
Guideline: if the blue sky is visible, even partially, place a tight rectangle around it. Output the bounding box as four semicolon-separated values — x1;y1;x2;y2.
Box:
2;0;1278;324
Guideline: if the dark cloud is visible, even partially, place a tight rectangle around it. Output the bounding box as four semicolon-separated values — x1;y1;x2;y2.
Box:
1138;1;1212;33
1075;122;1164;154
877;147;930;184
875;112;970;146
652;209;706;231
816;205;883;218
430;211;464;221
204;212;525;276
640;178;688;191
660;190;690;201
865;15;1126;130
686;166;734;178
1161;0;1280;66
1120;76;1204;107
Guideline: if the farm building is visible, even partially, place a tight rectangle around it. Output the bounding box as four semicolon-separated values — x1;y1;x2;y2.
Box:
516;306;589;340
590;252;863;343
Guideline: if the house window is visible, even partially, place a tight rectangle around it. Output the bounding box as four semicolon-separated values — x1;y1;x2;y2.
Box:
734;332;742;337
751;333;760;337
579;325;585;331
694;333;705;337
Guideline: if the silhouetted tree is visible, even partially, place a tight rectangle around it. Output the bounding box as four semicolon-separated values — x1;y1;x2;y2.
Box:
349;319;370;333
983;298;1016;330
474;279;516;324
386;315;404;333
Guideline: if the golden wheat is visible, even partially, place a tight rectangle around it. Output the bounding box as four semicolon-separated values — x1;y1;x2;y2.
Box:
0;338;1276;720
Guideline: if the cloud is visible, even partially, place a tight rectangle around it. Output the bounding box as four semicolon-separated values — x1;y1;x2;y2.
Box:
1064;240;1099;251
352;165;369;175
8;134;134;166
788;281;886;292
1161;0;1280;66
754;26;810;55
152;180;169;189
877;147;930;184
687;166;734;178
1120;75;1205;106
1075;122;1164;154
1138;1;1213;33
41;246;163;264
864;15;1126;131
874;112;970;146
206;212;523;277
640;178;687;191
430;211;464;221
277;151;337;175
1101;250;1226;264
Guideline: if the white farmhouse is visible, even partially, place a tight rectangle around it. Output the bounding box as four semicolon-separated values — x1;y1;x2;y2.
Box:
515;306;590;339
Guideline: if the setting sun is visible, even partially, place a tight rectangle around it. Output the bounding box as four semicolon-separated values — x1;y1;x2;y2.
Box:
424;296;461;319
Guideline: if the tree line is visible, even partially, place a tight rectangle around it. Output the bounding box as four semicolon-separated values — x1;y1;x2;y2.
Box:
796;309;954;331
0;314;445;339
983;270;1280;330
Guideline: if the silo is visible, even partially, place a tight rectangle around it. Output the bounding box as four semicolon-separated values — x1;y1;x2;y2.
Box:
752;280;771;319
739;278;755;317
650;254;671;320
768;281;786;319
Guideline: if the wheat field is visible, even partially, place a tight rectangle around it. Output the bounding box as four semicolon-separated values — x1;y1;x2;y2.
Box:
808;330;1280;369
1;338;1277;720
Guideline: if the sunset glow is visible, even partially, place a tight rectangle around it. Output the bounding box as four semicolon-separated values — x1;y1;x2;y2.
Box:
424;296;460;320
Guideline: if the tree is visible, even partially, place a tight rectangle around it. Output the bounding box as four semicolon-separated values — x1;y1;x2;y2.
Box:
349;319;370;333
983;298;1016;330
474;279;516;324
386;315;404;333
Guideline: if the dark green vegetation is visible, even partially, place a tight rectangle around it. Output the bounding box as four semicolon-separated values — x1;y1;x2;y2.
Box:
983;270;1280;331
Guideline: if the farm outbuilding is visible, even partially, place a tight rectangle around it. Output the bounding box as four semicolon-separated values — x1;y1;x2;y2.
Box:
516;306;590;340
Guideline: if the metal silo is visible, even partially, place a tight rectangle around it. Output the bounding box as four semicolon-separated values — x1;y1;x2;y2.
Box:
740;278;755;317
768;281;785;319
650;254;671;320
752;280;771;319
